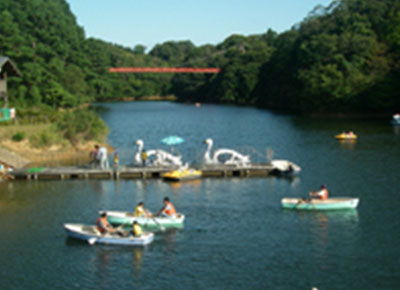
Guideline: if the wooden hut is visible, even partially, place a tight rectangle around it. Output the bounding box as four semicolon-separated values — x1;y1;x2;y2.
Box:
0;56;21;106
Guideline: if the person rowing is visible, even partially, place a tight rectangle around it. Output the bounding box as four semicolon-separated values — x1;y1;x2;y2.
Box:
134;201;152;218
309;184;329;200
156;197;177;217
96;212;121;234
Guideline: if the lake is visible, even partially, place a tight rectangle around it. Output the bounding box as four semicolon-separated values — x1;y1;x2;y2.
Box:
0;101;399;289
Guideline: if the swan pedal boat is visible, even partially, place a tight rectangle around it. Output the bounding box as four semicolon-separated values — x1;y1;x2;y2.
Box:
102;211;185;228
64;223;154;245
281;197;359;210
163;168;202;181
335;133;357;140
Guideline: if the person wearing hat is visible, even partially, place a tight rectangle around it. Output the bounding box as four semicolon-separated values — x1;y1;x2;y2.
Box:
309;184;329;200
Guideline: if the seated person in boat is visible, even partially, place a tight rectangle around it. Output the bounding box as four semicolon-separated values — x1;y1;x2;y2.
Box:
309;184;329;200
96;212;119;234
156;197;177;217
131;221;142;237
134;202;152;217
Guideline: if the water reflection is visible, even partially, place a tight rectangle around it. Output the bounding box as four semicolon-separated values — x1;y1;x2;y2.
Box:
393;125;400;135
165;179;202;191
338;139;357;150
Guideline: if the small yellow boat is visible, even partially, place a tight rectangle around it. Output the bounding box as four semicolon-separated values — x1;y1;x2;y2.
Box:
163;166;202;182
335;131;357;140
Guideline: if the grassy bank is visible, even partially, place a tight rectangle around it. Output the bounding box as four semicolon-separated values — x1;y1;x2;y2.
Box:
0;108;109;166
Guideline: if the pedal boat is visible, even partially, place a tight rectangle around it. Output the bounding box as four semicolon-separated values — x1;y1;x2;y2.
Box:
335;132;357;140
162;167;202;181
64;223;154;245
101;211;185;228
281;197;359;210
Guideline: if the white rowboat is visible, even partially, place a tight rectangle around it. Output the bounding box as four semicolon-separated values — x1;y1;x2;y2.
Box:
64;223;154;246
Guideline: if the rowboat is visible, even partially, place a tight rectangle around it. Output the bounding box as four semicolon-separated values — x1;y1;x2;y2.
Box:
163;167;202;181
281;198;360;210
64;223;154;245
335;132;357;140
270;160;301;175
101;211;185;228
392;114;400;125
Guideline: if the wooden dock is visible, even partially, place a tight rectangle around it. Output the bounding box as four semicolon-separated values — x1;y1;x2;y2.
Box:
10;164;276;180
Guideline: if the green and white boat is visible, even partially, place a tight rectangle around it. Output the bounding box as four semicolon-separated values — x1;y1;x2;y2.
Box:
101;210;185;229
281;197;359;210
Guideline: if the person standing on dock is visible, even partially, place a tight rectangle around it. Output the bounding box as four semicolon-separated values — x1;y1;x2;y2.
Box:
113;152;119;168
156;197;177;217
141;149;147;167
96;145;109;169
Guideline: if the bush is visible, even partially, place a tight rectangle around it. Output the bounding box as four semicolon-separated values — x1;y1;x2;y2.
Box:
56;109;108;144
29;127;60;148
11;131;25;142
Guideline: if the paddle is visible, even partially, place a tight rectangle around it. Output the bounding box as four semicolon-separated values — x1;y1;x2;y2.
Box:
150;215;166;232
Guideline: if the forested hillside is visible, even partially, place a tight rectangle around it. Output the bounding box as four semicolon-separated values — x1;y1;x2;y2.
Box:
1;0;399;115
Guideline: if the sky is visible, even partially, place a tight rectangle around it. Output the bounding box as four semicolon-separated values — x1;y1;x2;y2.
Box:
66;0;333;51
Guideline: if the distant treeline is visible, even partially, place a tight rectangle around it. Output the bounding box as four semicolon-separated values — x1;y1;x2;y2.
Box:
1;0;400;114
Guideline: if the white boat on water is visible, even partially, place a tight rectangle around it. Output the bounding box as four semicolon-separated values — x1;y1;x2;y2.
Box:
101;211;185;228
281;197;359;210
392;114;400;125
64;223;154;246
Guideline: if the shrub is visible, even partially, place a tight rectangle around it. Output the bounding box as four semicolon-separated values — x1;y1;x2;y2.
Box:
12;132;25;142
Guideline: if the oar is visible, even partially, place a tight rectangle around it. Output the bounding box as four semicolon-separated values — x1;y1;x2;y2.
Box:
150;215;165;232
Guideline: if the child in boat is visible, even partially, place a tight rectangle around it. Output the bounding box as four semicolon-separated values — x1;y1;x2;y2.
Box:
134;202;152;217
131;221;142;237
309;184;329;200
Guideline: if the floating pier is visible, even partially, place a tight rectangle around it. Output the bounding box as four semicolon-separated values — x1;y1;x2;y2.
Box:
10;164;277;181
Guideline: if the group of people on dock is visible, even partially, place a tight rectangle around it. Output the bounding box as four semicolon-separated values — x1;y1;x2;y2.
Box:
96;197;176;237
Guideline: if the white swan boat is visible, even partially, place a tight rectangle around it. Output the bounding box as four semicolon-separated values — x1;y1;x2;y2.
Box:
64;223;154;245
203;138;251;166
135;139;182;166
101;211;185;228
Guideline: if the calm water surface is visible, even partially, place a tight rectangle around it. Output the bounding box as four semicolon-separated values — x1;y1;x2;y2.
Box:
0;102;399;289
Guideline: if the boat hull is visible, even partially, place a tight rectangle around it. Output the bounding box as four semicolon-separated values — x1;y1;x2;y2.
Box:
281;198;359;210
162;169;202;181
64;223;154;245
102;211;185;228
335;133;357;140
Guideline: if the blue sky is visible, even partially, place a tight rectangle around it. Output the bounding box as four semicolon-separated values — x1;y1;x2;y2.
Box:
66;0;333;50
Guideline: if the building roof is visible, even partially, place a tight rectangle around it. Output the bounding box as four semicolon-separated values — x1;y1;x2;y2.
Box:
0;56;21;77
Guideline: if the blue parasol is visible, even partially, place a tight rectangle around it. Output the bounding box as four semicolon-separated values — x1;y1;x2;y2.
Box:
161;136;184;146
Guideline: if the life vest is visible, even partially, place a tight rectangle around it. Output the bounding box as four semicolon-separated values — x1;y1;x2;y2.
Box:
164;202;177;216
96;217;106;233
318;189;329;200
141;151;147;160
133;224;142;236
134;206;144;217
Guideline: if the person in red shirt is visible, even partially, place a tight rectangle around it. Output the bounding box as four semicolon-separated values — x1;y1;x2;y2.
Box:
156;197;177;217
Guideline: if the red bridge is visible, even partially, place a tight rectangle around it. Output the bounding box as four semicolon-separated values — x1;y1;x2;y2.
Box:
109;67;221;73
